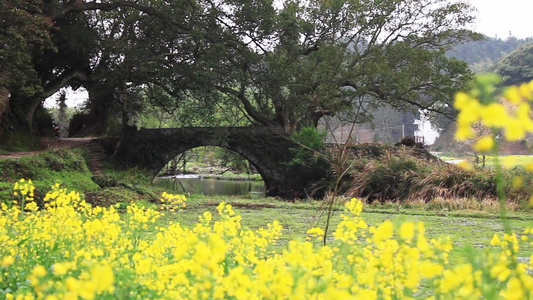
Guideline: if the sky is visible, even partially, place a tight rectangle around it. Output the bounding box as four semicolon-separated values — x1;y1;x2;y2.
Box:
467;0;533;39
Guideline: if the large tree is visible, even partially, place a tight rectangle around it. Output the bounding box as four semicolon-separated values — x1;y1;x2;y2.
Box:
168;0;479;134
495;41;533;85
1;0;479;138
0;0;199;135
0;0;53;134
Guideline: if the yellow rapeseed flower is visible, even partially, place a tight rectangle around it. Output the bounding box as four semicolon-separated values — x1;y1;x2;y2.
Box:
2;178;533;299
504;86;522;104
52;263;68;275
372;220;393;245
24;202;38;212
457;160;473;171
399;222;415;240
481;103;508;127
307;227;325;236
345;197;363;215
473;135;494;152
454;92;471;109
454;124;474;141
501;277;525;300
519;82;532;100
32;265;47;277
90;264;114;293
1;255;15;267
457;101;481;124
419;260;444;278
491;234;501;246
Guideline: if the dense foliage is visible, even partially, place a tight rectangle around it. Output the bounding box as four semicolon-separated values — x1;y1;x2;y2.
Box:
0;0;478;137
447;37;532;73
0;0;53;97
495;42;533;85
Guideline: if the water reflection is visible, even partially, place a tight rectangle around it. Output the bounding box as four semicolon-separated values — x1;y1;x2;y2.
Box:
153;175;265;196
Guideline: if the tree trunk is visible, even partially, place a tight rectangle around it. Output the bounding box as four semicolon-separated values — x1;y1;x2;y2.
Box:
3;92;43;133
0;88;10;135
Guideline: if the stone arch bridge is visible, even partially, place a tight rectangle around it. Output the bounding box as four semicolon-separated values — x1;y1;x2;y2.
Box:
106;127;328;198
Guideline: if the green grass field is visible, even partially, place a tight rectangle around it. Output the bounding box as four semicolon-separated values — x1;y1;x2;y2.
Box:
434;153;533;169
155;194;533;264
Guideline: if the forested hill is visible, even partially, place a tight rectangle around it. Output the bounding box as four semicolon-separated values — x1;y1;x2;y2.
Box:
447;36;533;72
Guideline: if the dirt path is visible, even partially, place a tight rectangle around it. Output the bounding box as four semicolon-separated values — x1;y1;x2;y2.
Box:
0;137;95;159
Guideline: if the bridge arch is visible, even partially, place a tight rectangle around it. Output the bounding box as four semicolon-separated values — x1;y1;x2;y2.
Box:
109;127;329;198
159;146;257;177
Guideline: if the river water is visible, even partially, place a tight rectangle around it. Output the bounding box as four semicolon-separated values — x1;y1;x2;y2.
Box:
153;175;265;196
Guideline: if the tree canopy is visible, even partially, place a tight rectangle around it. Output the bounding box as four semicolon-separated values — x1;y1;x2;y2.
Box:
0;0;480;137
447;36;532;73
146;0;479;134
0;0;53;97
495;42;533;85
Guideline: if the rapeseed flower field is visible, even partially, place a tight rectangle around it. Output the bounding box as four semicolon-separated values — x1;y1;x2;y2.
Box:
0;179;532;299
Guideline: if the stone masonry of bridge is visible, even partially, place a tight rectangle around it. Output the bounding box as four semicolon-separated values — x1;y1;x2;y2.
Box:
106;127;329;198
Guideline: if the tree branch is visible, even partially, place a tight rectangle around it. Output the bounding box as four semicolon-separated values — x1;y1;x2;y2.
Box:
41;69;90;99
54;1;191;33
215;85;276;128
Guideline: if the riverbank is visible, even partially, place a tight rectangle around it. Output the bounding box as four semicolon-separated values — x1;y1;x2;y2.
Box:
158;173;263;181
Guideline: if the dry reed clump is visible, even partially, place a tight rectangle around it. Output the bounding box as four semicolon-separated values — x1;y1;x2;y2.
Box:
344;151;503;205
405;197;518;211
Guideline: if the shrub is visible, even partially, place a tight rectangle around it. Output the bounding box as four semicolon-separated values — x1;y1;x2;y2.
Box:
345;152;499;204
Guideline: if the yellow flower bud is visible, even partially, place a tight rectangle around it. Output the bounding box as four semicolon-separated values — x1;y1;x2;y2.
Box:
457;161;473;171
455;125;474;141
454;92;471;109
1;256;15;267
32;265;47;277
519;82;532;100
473;136;494;152
490;234;501;246
504;86;522;104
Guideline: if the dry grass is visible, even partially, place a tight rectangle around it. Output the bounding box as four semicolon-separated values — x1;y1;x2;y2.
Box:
343;149;530;209
404;197;522;212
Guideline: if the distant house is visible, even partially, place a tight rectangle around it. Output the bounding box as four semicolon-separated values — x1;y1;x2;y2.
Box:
324;108;420;144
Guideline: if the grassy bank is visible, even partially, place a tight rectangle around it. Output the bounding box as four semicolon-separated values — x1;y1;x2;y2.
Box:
0;148;160;207
0;148;98;201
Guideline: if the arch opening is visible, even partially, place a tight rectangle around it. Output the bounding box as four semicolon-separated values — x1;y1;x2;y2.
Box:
153;146;266;196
